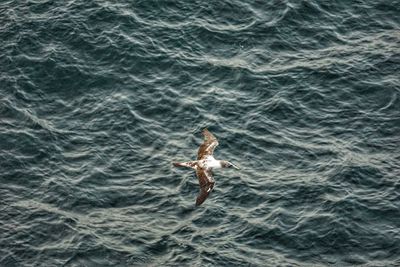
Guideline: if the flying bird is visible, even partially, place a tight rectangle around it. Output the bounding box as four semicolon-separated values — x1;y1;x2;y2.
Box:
173;129;240;206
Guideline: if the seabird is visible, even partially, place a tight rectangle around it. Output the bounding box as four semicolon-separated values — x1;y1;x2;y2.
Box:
173;129;240;206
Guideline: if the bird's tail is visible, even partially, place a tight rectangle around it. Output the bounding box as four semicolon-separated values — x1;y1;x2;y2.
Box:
172;161;198;169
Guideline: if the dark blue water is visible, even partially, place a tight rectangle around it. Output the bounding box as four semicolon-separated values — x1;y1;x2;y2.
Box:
1;1;400;266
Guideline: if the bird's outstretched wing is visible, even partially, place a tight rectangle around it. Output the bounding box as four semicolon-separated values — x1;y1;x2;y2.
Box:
197;129;219;160
195;168;215;206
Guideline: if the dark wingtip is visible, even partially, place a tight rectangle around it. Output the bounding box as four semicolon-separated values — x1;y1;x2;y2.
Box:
195;193;208;206
195;199;203;206
202;128;213;140
195;196;203;206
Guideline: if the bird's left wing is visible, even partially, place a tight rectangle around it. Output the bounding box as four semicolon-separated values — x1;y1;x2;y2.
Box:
195;168;215;206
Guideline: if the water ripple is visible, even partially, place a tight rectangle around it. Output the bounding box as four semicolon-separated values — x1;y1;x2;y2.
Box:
1;0;399;266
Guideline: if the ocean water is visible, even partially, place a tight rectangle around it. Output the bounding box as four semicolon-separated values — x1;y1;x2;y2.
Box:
1;0;399;266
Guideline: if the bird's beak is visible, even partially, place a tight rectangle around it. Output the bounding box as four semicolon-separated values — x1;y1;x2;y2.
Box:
231;163;240;170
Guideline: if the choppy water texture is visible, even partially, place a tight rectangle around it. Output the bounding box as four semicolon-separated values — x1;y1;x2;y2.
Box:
1;0;400;266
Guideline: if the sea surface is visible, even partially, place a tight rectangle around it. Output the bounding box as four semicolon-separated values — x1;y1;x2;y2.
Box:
1;0;400;266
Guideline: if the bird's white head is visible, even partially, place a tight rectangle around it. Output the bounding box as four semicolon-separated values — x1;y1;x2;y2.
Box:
221;161;240;170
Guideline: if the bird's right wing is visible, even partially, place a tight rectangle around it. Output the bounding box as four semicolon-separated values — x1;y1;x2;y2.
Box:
197;129;219;160
195;168;215;206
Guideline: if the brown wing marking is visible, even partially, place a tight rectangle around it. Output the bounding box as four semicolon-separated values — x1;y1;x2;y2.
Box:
197;129;219;160
195;168;215;206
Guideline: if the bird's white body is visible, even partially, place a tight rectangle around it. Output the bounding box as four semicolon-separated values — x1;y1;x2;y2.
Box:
198;156;222;170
